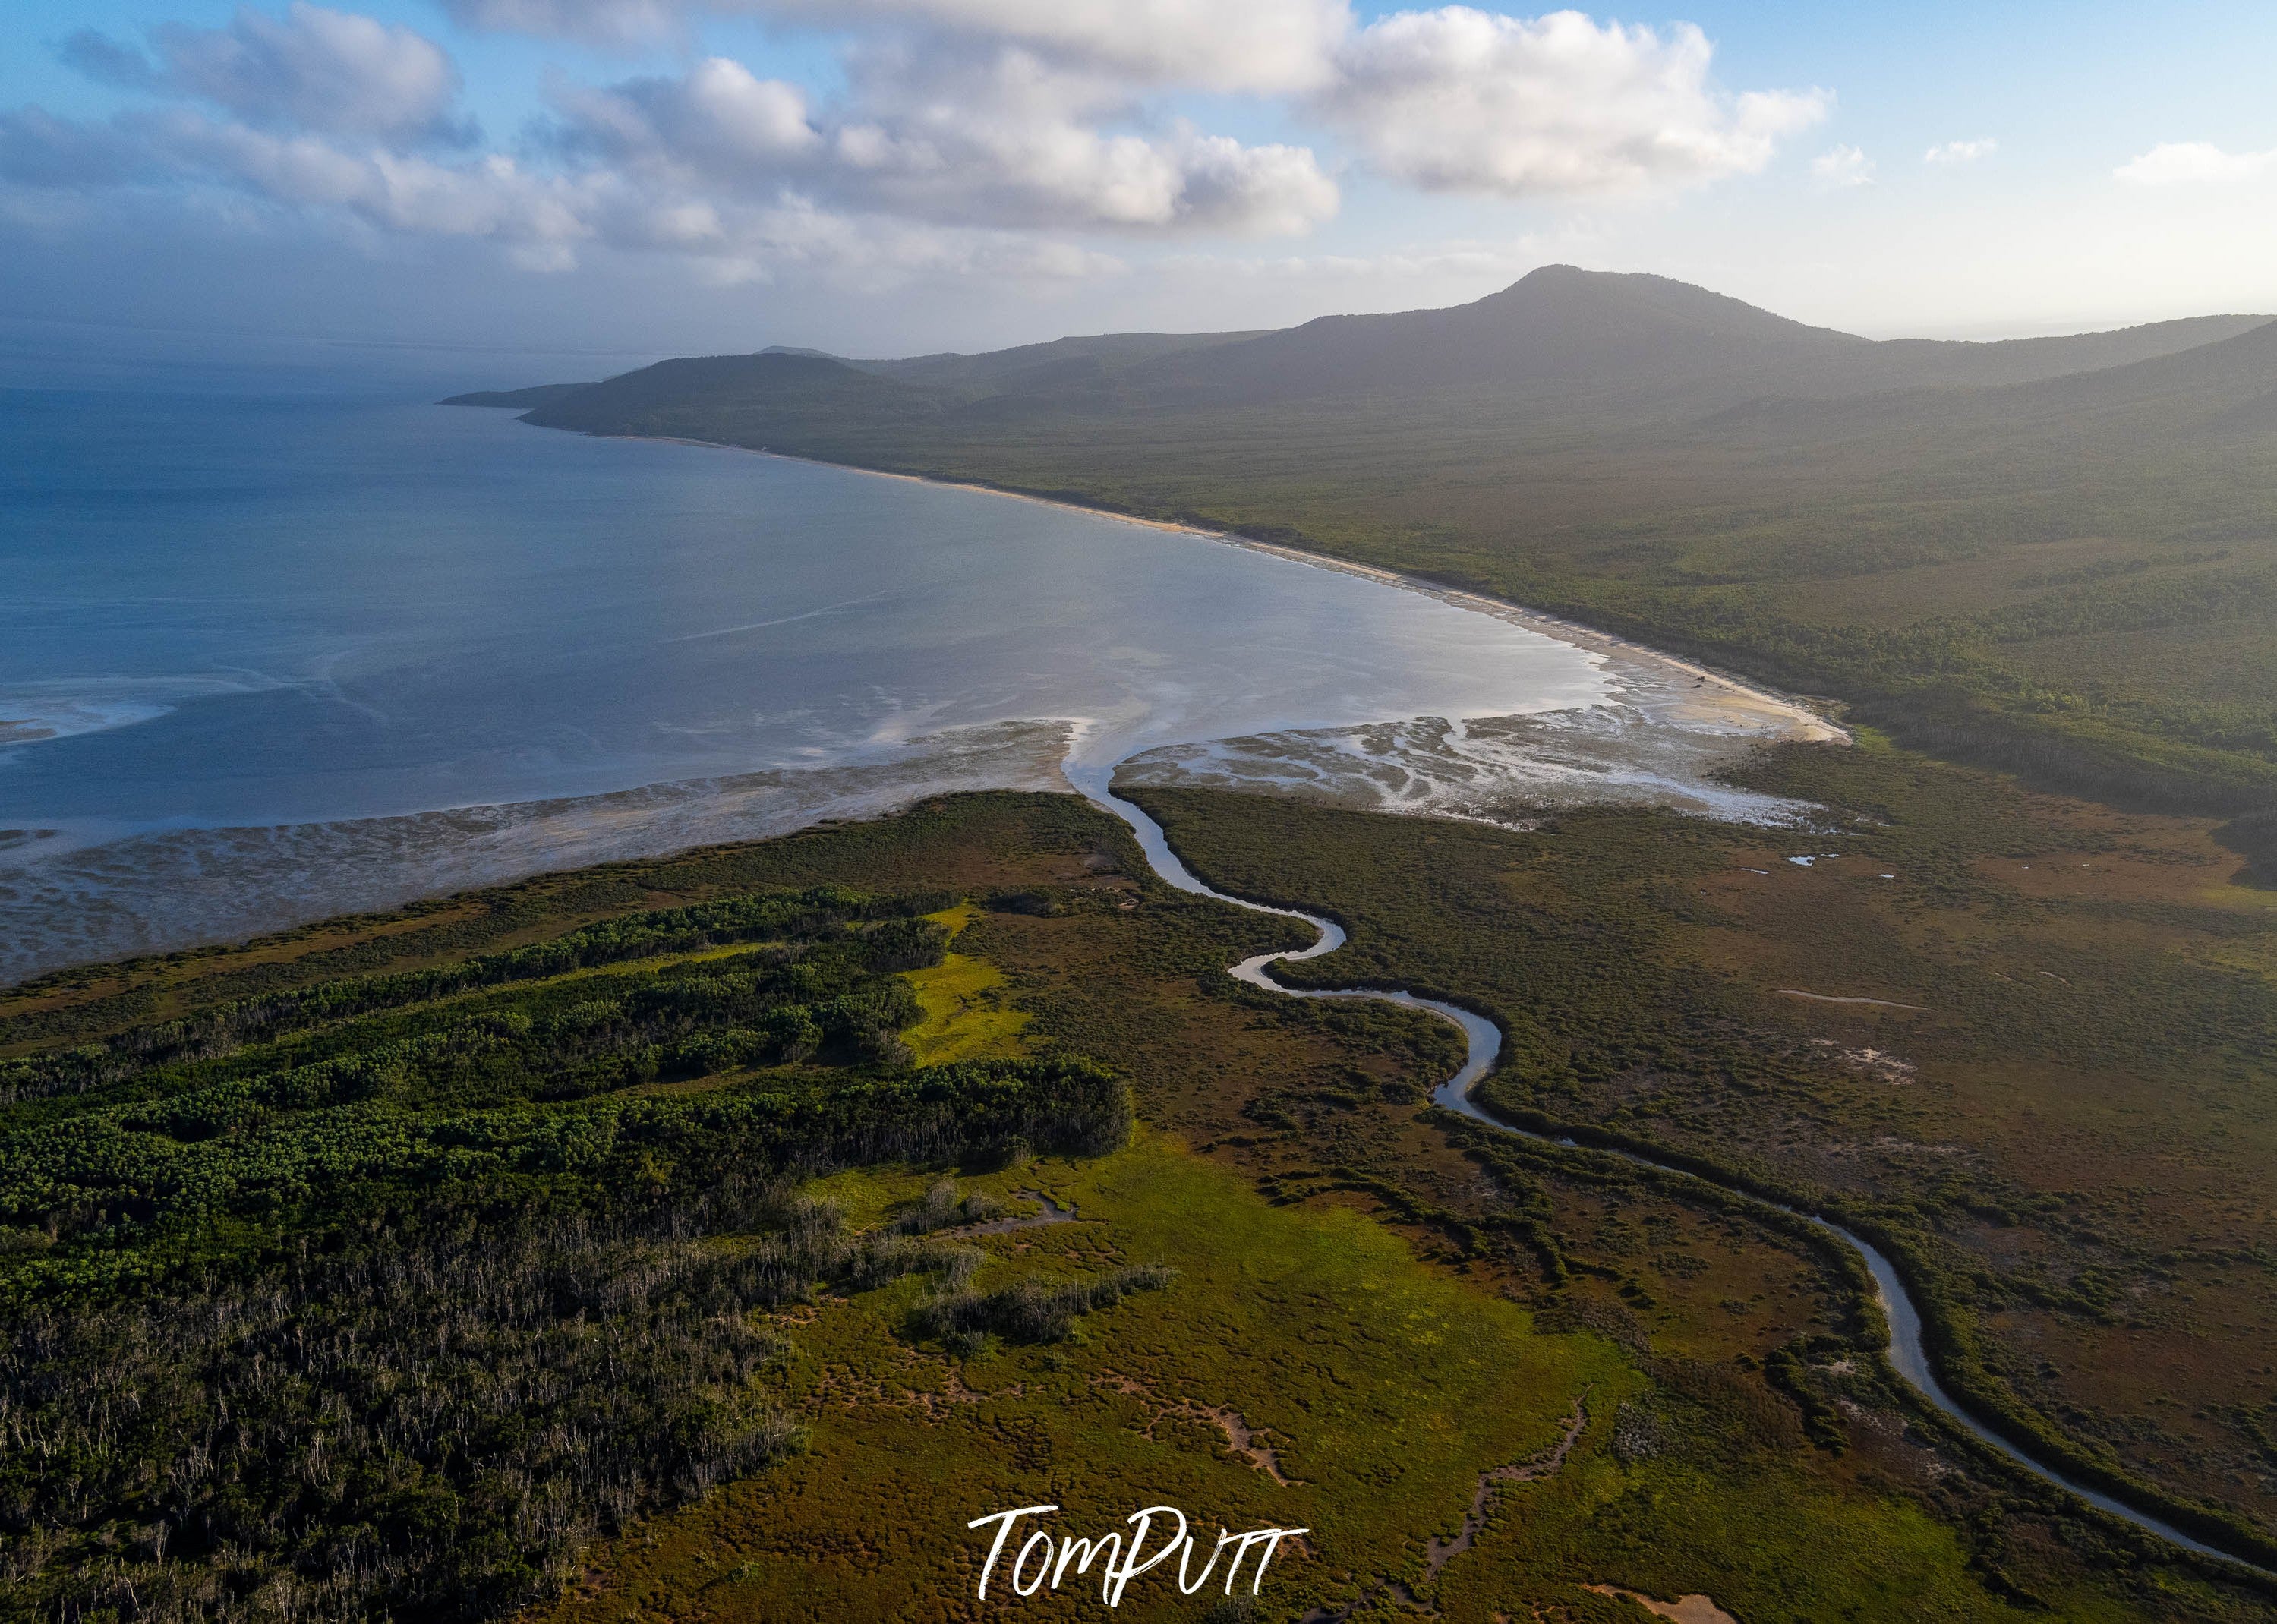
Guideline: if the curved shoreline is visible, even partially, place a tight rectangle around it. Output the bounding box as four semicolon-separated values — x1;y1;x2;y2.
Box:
1072;765;2276;1585
621;436;1843;752
579;419;2272;1577
0;408;1823;987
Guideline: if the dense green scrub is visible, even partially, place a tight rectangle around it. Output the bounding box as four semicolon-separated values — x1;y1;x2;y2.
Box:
0;884;1132;1622
0;891;948;1106
1127;748;2277;1569
9;787;2277;1622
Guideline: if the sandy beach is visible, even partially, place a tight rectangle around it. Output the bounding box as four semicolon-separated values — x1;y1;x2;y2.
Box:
638;437;1845;753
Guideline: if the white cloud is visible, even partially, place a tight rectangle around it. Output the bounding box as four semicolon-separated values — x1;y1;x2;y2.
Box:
554;45;1336;234
16;2;1826;289
559;57;818;168
437;0;684;47
662;58;817;156
5;93;1164;286
444;0;1350;92
2115;141;2277;186
1924;137;1995;165
1162;131;1339;235
1317;8;1828;196
819;47;1336;233
162;112;594;239
787;0;1350;93
1811;143;1873;188
65;4;468;144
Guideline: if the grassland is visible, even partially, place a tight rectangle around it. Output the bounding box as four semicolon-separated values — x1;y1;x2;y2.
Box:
899;905;1030;1064
541;1135;2111;1624
1130;733;2277;1572
8;786;2275;1620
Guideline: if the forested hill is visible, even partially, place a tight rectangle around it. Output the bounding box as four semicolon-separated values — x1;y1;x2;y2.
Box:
449;266;2277;818
454;266;2270;420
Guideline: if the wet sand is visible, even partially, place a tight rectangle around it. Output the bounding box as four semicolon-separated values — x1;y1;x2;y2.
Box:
648;438;1840;752
632;441;1842;829
3;437;1839;985
0;720;1074;985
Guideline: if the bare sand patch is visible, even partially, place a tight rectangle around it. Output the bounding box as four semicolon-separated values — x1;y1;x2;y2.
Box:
1583;1585;1740;1624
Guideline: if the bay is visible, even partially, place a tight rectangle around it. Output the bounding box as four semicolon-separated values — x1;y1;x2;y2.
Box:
2;363;1639;981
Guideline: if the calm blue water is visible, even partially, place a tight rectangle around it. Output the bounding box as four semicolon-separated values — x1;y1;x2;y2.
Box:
0;348;1608;978
1;386;1604;827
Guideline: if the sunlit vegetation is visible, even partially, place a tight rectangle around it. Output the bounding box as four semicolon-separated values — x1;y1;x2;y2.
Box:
7;787;2275;1621
0;870;1133;1621
537;1137;2108;1624
1130;735;2277;1571
897;904;1032;1063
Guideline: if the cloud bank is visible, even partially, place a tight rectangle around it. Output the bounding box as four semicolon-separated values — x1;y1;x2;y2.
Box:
1924;137;1995;166
5;2;1828;286
1809;143;1873;188
557;48;1339;235
63;4;469;143
1320;10;1827;195
2115;141;2277;186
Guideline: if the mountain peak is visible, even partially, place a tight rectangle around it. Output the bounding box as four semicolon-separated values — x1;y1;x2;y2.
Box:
1471;264;1859;345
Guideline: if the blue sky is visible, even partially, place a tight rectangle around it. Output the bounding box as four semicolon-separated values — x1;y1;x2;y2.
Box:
5;1;2275;361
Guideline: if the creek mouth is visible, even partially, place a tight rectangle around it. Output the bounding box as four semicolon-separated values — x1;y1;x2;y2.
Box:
1074;768;2275;1585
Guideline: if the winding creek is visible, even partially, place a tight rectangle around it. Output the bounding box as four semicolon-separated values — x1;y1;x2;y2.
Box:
20;354;2273;1590
1068;764;2274;1584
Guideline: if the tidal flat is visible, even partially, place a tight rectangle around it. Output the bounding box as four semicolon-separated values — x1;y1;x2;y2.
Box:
2;386;1825;982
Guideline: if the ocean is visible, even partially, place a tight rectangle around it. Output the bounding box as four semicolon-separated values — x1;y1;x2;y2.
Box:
2;339;1643;980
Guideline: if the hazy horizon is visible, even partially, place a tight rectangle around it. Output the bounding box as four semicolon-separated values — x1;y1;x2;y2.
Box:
6;2;2275;359
9;269;2271;396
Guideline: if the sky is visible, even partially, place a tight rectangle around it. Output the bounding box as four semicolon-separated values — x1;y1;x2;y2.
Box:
3;0;2276;364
